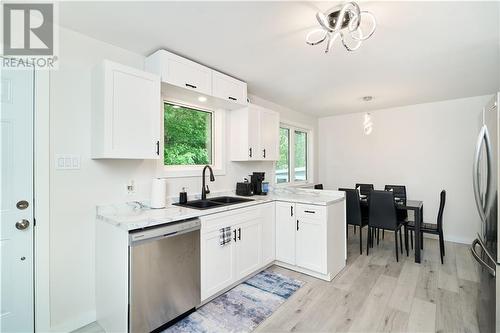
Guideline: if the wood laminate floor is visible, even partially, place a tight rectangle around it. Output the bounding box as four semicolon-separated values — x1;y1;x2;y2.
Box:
76;226;480;333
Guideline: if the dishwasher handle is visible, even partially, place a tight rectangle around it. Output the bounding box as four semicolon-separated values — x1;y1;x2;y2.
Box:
129;218;201;245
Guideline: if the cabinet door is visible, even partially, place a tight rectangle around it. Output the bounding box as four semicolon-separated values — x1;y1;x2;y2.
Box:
201;229;235;300
167;55;212;95
247;108;261;160
259;108;280;160
261;203;276;265
275;202;296;265
212;71;247;105
296;216;326;274
234;219;262;280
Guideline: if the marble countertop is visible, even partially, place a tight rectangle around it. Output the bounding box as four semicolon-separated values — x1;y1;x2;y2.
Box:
97;188;345;231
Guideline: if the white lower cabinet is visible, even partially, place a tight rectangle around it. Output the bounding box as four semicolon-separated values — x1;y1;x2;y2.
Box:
200;228;235;300
200;203;274;301
295;215;326;274
275;201;296;265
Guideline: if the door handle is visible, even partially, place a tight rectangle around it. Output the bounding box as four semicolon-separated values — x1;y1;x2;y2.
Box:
263;149;266;158
296;220;299;231
228;96;237;101
249;147;252;158
15;219;30;230
233;229;237;242
185;83;197;89
238;228;241;240
155;140;160;155
473;125;489;223
471;238;496;277
290;205;293;217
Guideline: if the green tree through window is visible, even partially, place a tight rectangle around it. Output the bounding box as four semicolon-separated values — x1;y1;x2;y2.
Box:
164;103;213;165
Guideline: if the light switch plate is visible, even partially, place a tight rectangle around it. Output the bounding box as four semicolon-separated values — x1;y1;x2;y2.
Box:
55;154;81;170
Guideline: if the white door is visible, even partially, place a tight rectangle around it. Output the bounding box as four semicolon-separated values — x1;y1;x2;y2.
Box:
296;216;326;274
1;67;35;332
259;109;279;160
234;219;262;280
200;229;235;300
261;203;276;265
275;202;296;264
247;108;260;160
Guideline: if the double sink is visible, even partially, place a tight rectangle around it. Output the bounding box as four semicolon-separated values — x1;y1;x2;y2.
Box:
173;196;254;210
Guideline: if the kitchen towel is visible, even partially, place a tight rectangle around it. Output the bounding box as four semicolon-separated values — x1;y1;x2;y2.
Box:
219;226;232;246
150;178;167;209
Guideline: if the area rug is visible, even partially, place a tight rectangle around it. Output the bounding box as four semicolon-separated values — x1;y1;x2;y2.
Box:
164;270;304;333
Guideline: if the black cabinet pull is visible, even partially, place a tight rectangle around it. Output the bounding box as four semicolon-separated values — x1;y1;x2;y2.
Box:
228;96;237;101
156;141;160;155
263;149;266;158
297;220;299;231
233;229;237;242
291;206;293;217
185;83;197;89
238;227;241;240
304;210;316;214
249;147;252;158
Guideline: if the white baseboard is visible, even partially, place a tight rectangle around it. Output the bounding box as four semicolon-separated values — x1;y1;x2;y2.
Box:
49;310;96;333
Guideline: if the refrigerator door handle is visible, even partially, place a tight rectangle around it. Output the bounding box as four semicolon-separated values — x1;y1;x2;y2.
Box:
473;125;488;223
482;125;494;218
471;238;496;277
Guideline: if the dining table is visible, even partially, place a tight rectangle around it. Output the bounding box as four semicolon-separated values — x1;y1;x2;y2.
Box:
360;197;424;263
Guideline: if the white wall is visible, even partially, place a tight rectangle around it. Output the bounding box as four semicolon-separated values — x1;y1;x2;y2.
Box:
48;28;317;331
318;95;492;244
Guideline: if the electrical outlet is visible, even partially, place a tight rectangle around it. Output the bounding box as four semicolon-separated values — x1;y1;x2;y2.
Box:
126;180;136;195
55;154;80;170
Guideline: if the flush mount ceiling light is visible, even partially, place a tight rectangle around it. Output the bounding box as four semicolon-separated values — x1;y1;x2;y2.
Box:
306;2;376;53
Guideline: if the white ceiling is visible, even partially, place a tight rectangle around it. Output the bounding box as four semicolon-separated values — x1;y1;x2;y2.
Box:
59;1;500;116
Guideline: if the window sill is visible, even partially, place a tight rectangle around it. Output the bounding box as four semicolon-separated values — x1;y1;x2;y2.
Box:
157;165;226;179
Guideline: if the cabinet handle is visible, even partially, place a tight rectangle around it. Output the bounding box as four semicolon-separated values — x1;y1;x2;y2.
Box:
263;149;266;158
185;83;197;89
228;96;237;101
249;147;252;158
297;220;299;231
304;210;316;214
156;141;160;155
238;227;241;240
233;229;237;242
291;206;293;217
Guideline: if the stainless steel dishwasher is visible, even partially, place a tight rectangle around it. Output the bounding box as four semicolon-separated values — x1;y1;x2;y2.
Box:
129;218;200;332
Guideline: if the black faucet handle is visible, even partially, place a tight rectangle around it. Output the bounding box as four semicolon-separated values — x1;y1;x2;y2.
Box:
205;185;210;194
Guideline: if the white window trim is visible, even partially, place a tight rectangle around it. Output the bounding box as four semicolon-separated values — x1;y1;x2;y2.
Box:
156;99;226;178
275;121;314;187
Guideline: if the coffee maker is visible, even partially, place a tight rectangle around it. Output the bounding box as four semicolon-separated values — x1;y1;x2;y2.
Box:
250;172;266;195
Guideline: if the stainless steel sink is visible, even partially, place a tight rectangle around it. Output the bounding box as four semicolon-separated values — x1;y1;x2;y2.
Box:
173;196;254;210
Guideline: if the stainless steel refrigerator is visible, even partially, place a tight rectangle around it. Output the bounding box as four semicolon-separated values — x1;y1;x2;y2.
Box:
471;92;499;333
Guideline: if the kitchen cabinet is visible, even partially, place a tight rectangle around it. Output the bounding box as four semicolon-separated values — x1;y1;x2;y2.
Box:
295;204;326;274
200;203;274;301
234;219;262;280
145;49;211;95
275;201;296;265
229;104;280;161
91;60;161;159
212;70;247;106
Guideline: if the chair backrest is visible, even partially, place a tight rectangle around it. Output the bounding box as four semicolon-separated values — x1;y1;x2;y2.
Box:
369;190;398;230
314;184;324;190
339;188;362;226
385;185;408;220
355;183;374;197
437;190;446;231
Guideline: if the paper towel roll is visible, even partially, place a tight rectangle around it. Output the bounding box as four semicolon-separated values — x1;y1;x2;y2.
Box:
150;178;167;209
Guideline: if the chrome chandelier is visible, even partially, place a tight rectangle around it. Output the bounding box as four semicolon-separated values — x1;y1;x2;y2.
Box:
306;2;376;53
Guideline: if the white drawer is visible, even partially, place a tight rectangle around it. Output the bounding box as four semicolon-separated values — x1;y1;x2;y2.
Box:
296;203;326;220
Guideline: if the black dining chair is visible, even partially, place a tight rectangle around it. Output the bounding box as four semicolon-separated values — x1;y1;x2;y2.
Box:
384;185;408;221
339;188;368;254
355;183;373;235
314;184;324;190
367;190;408;262
406;190;446;264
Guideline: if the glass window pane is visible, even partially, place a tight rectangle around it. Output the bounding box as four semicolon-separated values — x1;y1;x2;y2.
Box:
164;103;213;166
276;127;290;183
294;130;307;181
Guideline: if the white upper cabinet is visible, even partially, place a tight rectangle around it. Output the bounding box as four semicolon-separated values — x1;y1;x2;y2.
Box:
145;50;247;109
146;50;211;95
212;70;247;106
92;60;161;159
229;104;280;161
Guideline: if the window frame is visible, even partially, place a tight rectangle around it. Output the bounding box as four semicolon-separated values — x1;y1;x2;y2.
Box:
275;122;313;187
157;99;226;178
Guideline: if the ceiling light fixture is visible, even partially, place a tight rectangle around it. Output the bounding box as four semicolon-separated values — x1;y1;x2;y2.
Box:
306;2;376;53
